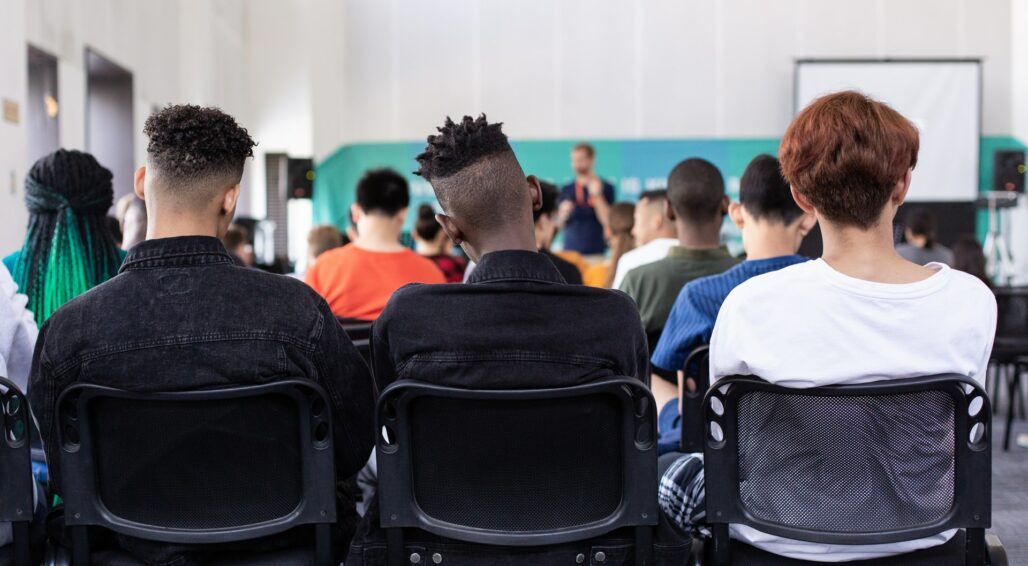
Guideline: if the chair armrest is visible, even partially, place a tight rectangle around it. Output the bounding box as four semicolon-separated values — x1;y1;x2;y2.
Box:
986;533;1008;566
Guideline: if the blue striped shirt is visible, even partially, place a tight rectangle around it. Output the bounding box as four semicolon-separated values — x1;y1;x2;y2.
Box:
651;255;808;372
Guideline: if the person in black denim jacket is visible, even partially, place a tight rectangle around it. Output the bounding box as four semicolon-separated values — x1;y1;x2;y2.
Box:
347;115;689;566
28;105;376;564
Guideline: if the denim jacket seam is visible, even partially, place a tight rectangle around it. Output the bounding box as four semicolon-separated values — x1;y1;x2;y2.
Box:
397;351;617;378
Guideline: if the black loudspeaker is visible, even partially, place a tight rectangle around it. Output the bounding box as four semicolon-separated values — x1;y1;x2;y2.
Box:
287;158;315;199
993;150;1025;194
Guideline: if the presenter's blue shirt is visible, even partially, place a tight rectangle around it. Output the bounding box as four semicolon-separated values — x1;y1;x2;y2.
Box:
559;180;614;255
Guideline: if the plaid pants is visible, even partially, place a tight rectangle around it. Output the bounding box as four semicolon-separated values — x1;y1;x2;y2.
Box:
658;452;708;537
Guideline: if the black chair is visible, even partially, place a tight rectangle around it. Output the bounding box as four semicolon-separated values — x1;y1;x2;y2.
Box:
337;317;373;342
702;375;1006;566
56;380;338;566
991;286;1028;450
679;345;710;454
376;378;659;566
0;377;35;566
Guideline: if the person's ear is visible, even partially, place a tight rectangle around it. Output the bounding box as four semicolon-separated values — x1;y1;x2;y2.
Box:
527;175;543;213
350;203;362;225
436;213;464;246
790;186;816;215
134;165;147;200
892;169;913;205
396;207;408;226
720;195;730;217
221;184;241;218
664;199;677;222
728;202;745;230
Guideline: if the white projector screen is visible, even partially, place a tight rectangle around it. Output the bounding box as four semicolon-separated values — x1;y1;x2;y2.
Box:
795;60;981;202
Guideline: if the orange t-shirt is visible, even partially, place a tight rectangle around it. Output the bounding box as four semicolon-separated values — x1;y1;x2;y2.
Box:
305;244;446;320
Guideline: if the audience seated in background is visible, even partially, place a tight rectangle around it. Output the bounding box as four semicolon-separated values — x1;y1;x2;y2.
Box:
348;115;664;565
952;235;991;287
896;207;953;266
305;169;445;320
611;189;678;289
291;224;345;280
584;202;636;288
115;193;148;250
535;181;584;284
412;203;467;282
222;223;255;266
650;154;815;450
658;90;997;562
619;158;739;404
557;142;614;256
28;104;376;563
4;150;125;326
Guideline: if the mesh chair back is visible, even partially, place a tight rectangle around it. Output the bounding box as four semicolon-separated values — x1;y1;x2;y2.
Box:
679;345;710;453
57;380;337;545
377;378;658;547
704;375;990;549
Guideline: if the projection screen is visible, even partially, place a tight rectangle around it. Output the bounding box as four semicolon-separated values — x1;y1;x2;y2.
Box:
795;60;981;202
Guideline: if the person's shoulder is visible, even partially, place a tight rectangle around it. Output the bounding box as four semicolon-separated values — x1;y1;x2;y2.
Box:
723;260;816;304
944;267;996;306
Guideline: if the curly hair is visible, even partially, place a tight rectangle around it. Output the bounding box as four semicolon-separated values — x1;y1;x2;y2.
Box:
414;115;511;180
143;104;256;193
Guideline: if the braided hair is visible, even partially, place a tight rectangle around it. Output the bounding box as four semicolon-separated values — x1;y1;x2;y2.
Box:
12;149;122;325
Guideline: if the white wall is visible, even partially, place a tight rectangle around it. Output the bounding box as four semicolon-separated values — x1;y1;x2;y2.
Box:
335;0;1012;143
1006;0;1028;283
0;0;29;249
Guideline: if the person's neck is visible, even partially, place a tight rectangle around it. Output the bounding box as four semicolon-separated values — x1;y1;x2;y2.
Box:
415;239;445;255
575;172;593;183
146;215;222;240
906;234;929;248
354;218;405;252
646;228;678;245
471;229;538;263
742;225;801;260
676;220;722;249
820;219;934;283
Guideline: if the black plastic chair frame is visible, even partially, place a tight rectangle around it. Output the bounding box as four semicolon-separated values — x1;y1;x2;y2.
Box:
703;375;993;566
376;378;659;566
0;377;35;566
56;380;338;566
679;345;710;454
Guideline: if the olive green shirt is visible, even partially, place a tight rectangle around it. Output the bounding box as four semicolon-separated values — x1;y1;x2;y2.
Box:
618;245;740;338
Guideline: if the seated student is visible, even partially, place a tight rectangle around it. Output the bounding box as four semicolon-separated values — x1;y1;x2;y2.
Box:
348;115;674;564
650;154;815;452
896;207;954;266
305;169;445;320
619;158;739;406
611;190;678;289
584;202;636;288
412;204;467;282
535;181;584;284
659;91;996;562
222;223;255;266
28;104;376;563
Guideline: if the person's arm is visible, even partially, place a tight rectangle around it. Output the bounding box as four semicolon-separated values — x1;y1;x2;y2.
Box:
651;287;706;376
311;300;378;478
0;268;38;391
27;322;60;493
587;176;612;231
557;185;575;229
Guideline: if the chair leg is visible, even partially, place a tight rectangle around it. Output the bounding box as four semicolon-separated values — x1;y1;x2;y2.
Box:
634;525;653;566
12;521;28;566
1005;371;1019;451
314;523;332;566
72;526;88;566
965;527;986;566
710;523;730;566
386;527;404;566
1017;366;1027;419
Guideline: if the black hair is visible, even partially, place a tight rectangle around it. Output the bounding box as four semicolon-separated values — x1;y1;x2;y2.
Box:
143;105;255;202
952;235;990;287
356;168;410;216
534;181;559;223
739;154;804;224
414;204;443;240
414;115;512;181
666;158;726;224
905;208;938;248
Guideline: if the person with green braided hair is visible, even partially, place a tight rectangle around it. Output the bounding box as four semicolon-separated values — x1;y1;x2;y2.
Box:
3;149;125;325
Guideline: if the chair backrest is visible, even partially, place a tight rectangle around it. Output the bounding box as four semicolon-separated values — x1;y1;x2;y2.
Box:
57;379;337;545
993;286;1028;343
704;375;990;552
376;378;658;546
336;317;373;342
0;377;34;566
679;345;710;454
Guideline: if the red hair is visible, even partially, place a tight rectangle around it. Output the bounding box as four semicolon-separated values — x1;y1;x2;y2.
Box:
779;91;919;228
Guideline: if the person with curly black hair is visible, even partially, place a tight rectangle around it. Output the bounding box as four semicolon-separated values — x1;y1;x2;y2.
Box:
29;105;376;564
346;115;689;565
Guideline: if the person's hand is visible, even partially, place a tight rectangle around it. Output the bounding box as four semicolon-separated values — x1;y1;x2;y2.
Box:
587;176;604;197
558;199;574;217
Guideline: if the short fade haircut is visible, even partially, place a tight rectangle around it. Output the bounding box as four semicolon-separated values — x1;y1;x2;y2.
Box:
143;105;255;204
573;142;595;158
638;189;667;206
779;90;919;229
739;154;804;224
666;158;726;225
534;181;559;223
414;115;526;227
356;168;409;216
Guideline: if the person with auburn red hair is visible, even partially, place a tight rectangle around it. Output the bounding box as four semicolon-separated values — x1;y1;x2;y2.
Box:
658;91;996;562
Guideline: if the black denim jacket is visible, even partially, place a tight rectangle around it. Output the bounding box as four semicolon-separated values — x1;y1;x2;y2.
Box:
27;236;377;561
349;251;691;566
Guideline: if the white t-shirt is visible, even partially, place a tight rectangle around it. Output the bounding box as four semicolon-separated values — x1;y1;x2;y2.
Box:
612;237;678;290
709;259;996;562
